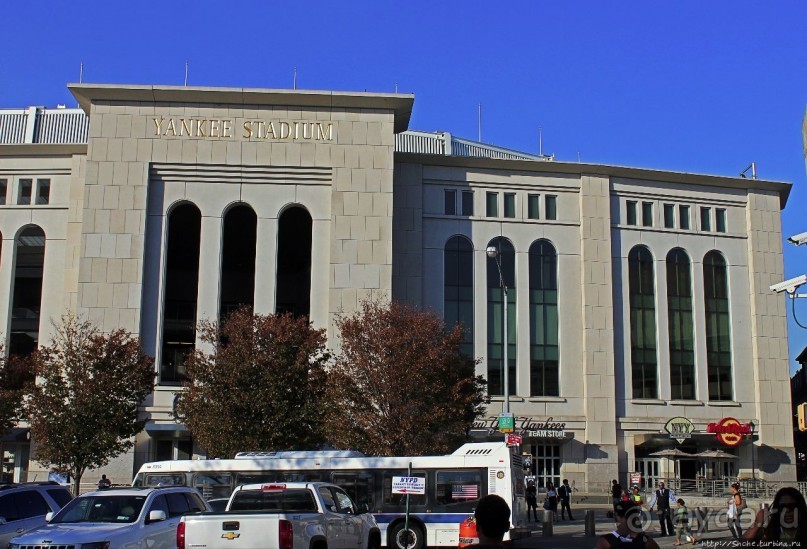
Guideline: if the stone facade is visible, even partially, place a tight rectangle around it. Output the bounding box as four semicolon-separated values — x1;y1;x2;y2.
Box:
0;84;796;488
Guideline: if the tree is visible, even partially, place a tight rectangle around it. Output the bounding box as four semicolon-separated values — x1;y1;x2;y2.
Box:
0;341;33;437
326;299;488;456
176;308;330;458
25;315;155;495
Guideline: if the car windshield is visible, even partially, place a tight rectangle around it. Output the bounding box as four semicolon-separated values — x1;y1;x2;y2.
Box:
51;495;146;524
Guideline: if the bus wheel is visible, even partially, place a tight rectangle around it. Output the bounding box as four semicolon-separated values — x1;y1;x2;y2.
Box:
390;523;424;549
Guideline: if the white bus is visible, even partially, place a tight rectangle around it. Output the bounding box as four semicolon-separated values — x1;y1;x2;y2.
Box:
133;442;527;549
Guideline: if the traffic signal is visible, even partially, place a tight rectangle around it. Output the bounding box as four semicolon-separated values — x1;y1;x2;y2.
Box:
798;403;807;432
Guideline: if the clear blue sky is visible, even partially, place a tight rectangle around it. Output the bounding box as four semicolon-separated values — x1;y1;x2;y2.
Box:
3;0;807;370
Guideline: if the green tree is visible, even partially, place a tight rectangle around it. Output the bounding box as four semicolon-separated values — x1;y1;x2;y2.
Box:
0;341;33;437
327;299;488;456
176;308;330;458
25;315;155;495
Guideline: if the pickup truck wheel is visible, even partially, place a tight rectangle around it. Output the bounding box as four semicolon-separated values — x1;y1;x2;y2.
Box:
390;523;424;549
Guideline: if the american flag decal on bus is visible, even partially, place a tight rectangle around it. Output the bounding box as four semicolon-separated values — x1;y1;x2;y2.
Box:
452;485;479;499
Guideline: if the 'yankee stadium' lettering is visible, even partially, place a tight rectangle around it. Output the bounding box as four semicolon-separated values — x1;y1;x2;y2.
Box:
153;117;333;141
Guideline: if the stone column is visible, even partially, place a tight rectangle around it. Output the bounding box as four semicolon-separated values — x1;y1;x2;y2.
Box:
579;174;618;485
746;190;796;481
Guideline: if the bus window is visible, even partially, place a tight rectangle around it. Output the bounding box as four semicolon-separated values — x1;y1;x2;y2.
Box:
435;470;483;508
143;474;186;487
382;471;426;507
237;472;281;486
332;471;375;510
193;473;233;500
282;471;323;482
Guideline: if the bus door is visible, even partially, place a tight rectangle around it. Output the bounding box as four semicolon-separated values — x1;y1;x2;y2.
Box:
332;471;375;512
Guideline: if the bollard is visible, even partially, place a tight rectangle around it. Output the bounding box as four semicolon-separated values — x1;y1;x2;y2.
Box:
542;510;553;537
584;509;596;537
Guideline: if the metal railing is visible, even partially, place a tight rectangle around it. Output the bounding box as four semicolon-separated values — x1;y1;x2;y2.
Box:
569;477;795;500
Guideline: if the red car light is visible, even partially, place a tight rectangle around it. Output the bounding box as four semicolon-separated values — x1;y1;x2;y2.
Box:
279;519;293;549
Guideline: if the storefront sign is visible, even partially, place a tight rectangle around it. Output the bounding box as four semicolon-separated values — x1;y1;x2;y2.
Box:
471;416;567;438
664;417;695;444
706;417;753;447
629;471;642;488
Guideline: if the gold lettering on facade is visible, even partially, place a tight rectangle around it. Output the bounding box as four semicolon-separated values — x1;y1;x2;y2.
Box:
165;118;177;137
316;123;333;141
266;121;277;139
180;119;192;137
153;116;335;141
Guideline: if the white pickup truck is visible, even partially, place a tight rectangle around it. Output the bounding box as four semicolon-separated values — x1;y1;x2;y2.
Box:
178;482;381;549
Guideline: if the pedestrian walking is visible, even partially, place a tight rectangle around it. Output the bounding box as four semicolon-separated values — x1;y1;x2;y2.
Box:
596;501;661;549
525;479;538;522
673;498;697;545
558;478;574;520
97;474;111;490
648;481;676;537
743;486;807;545
545;481;558;522
726;481;746;540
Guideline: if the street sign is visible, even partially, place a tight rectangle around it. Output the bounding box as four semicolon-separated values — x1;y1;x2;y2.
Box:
506;434;522;446
498;413;515;433
392;476;426;495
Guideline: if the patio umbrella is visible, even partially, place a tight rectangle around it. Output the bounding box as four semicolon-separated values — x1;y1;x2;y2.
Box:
694;449;738;459
648;448;697;458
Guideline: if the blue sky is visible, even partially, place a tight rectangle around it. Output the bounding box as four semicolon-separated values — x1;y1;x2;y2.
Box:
3;0;807;370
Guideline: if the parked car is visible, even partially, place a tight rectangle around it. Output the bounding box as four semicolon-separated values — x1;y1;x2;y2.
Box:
8;486;209;549
0;481;73;546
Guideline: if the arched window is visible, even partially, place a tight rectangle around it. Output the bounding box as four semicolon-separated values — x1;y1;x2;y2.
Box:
629;245;657;399
276;206;312;318
487;237;516;396
444;236;474;357
220;204;257;318
9;226;45;356
704;251;732;401
529;240;559;396
666;249;695;400
161;203;201;384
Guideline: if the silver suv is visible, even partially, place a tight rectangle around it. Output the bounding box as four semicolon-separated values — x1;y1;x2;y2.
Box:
0;482;73;546
9;485;209;549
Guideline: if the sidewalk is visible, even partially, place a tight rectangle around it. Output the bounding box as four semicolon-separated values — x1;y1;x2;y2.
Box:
511;506;745;548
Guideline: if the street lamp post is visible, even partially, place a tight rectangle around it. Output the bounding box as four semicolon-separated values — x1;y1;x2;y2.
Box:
486;246;509;415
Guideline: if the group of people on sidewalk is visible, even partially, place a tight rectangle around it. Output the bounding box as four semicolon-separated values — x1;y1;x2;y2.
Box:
525;478;574;522
466;482;807;548
601;479;807;547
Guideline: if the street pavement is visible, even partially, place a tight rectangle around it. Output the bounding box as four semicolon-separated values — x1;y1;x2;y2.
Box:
509;505;748;548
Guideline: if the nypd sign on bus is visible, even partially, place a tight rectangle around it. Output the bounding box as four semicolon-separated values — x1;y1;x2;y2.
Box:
392;476;426;495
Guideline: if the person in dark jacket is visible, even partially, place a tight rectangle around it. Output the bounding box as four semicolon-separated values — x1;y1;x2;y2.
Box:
611;479;622;516
648;481;676;537
525;479;538;522
558;479;574;520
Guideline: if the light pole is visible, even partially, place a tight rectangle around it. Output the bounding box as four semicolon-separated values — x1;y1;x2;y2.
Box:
486;245;510;414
